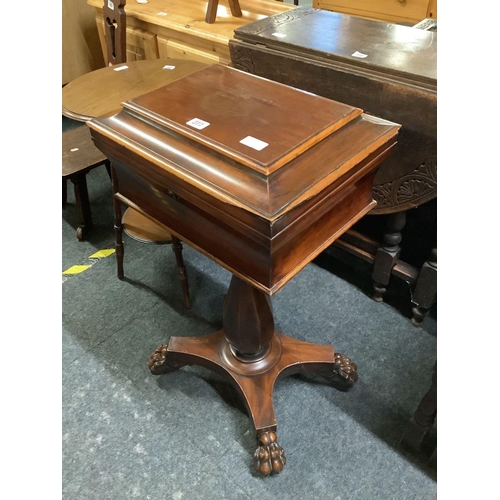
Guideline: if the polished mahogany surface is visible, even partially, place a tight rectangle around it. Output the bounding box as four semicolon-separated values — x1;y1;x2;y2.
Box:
125;65;361;173
89;64;400;293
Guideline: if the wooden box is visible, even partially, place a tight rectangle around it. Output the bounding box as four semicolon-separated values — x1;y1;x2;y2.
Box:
229;8;437;214
88;64;399;294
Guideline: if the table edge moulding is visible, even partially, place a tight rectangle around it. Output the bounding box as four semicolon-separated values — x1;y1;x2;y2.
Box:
88;64;401;475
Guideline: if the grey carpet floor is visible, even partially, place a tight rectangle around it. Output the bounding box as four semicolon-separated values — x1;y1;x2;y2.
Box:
62;120;437;499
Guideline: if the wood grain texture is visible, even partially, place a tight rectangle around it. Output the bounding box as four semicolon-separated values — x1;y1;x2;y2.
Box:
103;0;127;66
230;8;436;214
89;65;396;476
233;8;436;85
121;206;172;243
62;58;208;122
125;64;361;173
426;0;437;19
62;126;110;241
87;0;295;65
88;65;400;293
63;0;105;84
312;0;435;23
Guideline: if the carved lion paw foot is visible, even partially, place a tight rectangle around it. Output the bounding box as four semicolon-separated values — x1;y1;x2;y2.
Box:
330;352;359;391
253;431;286;476
147;343;179;375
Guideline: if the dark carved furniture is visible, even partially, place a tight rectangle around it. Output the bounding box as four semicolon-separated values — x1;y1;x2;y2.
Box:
89;64;400;474
229;8;437;322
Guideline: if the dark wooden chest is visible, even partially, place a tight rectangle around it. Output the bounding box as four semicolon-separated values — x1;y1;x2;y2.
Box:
229;8;437;214
88;64;400;294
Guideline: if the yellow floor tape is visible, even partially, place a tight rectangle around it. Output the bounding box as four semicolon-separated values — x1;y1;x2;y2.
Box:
63;264;92;275
62;248;115;283
89;249;115;259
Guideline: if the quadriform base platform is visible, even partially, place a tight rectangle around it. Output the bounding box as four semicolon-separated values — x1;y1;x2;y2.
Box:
89;64;400;475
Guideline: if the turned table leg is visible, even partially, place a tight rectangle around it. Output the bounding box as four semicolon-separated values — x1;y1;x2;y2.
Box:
111;165;124;280
372;211;406;302
148;275;358;475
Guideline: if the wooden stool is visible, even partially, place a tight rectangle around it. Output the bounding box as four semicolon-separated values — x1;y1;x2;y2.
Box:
62;125;110;241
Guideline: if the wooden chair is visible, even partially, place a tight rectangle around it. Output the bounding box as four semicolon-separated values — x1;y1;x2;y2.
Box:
62;0;200;308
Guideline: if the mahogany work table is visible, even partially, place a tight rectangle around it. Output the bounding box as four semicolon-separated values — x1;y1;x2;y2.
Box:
88;64;400;475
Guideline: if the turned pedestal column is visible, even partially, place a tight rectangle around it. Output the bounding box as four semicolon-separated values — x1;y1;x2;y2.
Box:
148;275;358;475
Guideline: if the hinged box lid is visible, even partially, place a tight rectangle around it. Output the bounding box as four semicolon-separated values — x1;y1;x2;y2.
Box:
89;64;400;292
90;64;399;220
122;64;361;174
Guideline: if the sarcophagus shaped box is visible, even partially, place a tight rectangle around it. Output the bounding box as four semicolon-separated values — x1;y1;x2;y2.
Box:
229;8;436;214
88;64;400;294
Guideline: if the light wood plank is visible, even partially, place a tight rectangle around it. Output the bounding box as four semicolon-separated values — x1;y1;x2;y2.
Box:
63;0;106;84
87;0;295;64
312;0;433;23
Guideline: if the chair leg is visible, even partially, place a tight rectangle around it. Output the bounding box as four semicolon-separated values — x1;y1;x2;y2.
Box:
205;0;218;23
171;235;191;309
71;173;93;241
228;0;242;17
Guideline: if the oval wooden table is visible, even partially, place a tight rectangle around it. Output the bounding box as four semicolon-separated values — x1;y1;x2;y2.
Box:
62;58;208;243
